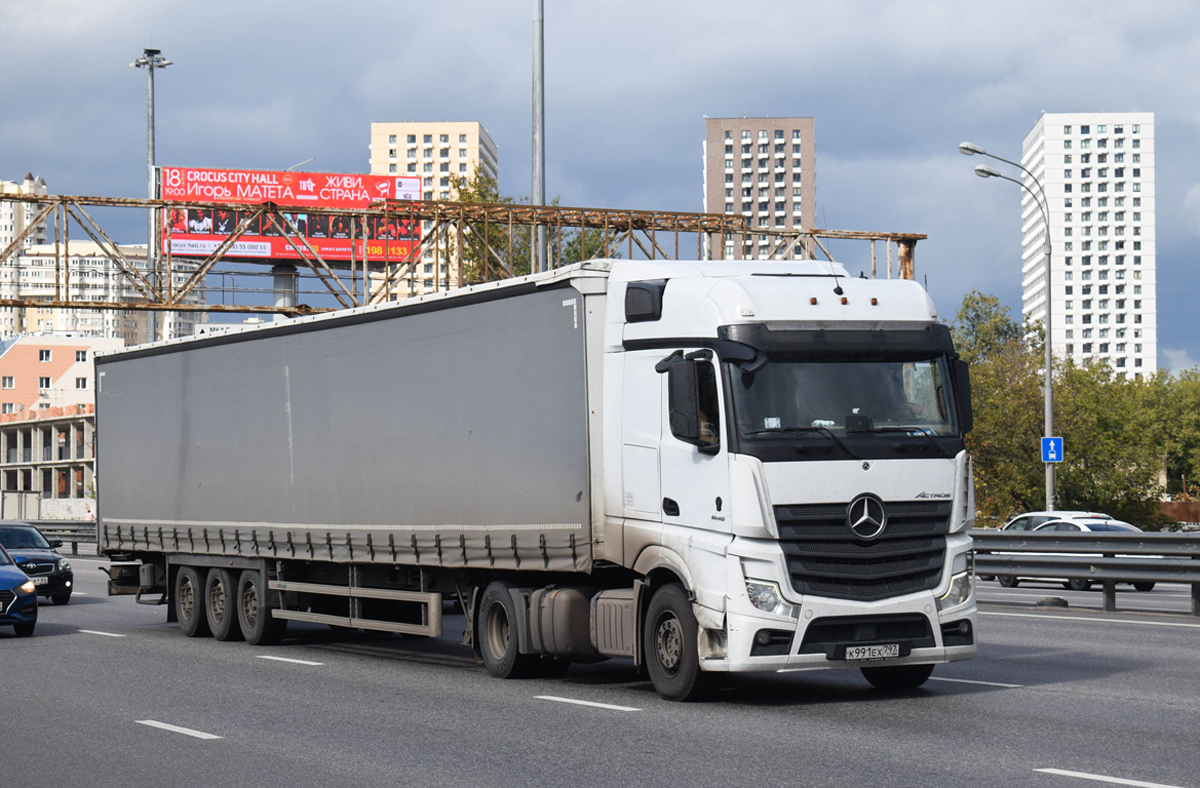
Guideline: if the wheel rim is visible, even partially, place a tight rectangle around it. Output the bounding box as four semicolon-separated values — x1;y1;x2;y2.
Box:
484;601;510;661
654;613;684;675
240;581;259;629
209;576;227;623
179;576;196;621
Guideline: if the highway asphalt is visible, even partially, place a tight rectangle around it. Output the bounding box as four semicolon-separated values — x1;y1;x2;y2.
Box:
3;557;1198;788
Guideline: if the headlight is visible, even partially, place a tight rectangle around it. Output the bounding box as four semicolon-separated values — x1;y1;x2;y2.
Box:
18;580;35;594
745;579;794;617
937;555;974;612
59;559;71;572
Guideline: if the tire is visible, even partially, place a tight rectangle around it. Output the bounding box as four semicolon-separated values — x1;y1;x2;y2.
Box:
977;575;995;583
477;580;536;679
175;566;210;638
236;569;287;646
644;584;711;702
1064;579;1091;592
861;663;934;690
1134;582;1156;592
204;568;243;642
13;621;35;637
51;591;71;605
997;576;1019;588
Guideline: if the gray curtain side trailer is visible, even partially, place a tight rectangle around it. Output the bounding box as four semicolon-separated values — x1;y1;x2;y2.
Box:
98;264;627;676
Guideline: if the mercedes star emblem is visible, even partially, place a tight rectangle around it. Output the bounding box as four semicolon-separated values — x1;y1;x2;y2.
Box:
846;494;887;540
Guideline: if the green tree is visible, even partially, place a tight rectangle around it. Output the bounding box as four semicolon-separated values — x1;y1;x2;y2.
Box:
950;290;1023;365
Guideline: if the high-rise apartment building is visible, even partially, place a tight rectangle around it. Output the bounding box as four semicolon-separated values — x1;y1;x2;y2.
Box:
0;174;49;250
1;242;206;342
1022;112;1156;377
368;121;499;295
702;117;816;259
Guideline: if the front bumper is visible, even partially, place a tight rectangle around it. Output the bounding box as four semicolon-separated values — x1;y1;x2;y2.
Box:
0;588;38;626
30;572;73;597
706;594;976;673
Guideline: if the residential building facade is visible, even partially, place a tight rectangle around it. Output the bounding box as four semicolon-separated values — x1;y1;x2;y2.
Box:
0;335;123;414
1;242;206;342
1022;112;1156;377
702;117;817;259
0;174;49;250
0;405;96;519
368;121;499;296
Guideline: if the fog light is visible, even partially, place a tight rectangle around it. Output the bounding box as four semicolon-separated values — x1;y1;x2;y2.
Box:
65;581;72;588
755;630;773;646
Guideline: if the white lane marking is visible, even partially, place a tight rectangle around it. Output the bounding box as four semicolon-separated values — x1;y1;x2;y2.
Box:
1035;767;1186;787
257;655;324;666
928;676;1024;688
982;611;1200;629
535;695;641;712
78;629;125;637
136;720;222;740
73;592;88;596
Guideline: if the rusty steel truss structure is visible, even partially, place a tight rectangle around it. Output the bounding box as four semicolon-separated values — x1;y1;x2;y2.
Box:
0;192;926;319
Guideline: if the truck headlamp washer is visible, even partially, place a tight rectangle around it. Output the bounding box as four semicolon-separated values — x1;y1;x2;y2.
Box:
846;493;887;540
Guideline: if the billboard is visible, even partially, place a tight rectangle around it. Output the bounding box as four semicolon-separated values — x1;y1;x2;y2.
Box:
159;167;422;262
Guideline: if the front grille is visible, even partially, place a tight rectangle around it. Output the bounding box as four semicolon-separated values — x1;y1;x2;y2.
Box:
0;588;14;613
775;500;949;602
20;562;54;576
799;613;935;656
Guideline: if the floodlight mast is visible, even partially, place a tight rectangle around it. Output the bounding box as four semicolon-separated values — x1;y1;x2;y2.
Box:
131;48;173;340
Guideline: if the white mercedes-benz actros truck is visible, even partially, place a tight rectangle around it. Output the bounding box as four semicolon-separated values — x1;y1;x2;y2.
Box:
98;259;976;700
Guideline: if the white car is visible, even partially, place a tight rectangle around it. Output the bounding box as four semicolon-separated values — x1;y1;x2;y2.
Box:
1001;510;1111;531
994;517;1154;592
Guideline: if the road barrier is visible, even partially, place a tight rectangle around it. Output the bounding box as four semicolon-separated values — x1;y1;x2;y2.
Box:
31;520;97;556
971;529;1200;616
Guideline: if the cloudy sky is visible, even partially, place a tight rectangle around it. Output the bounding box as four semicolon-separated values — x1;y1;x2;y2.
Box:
3;0;1198;368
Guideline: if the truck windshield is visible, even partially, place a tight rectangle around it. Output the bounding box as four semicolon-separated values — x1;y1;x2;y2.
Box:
730;356;958;440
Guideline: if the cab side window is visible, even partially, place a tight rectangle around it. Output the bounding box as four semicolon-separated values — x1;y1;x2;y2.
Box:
696;361;720;449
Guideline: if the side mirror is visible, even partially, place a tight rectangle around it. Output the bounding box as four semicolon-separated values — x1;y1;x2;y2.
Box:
50;539;64;548
952;358;973;435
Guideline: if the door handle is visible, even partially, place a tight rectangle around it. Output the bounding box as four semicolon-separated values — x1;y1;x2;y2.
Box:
662;497;679;517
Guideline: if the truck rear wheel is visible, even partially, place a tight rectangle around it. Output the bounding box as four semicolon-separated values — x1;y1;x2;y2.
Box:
861;663;934;690
644;584;711;702
175;566;210;638
205;568;243;642
237;569;287;646
478;580;535;679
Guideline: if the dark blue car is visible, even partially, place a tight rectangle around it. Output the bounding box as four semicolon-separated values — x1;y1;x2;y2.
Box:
0;543;37;636
0;523;74;605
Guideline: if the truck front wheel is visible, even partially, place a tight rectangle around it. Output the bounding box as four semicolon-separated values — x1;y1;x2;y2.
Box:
478;581;535;679
644;584;711;701
175;566;210;638
205;568;244;642
237;569;287;646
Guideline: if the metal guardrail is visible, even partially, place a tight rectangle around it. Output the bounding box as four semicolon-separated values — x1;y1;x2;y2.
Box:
30;520;97;556
970;529;1200;616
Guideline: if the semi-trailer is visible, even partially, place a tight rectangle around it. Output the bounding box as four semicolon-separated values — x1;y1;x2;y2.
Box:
97;258;977;700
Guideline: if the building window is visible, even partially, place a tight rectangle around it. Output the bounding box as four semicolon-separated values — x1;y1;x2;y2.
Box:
0;377;11;389
389;164;397;173
39;349;51;361
0;403;11;414
407;134;416;143
76;377;87;389
38;376;50;389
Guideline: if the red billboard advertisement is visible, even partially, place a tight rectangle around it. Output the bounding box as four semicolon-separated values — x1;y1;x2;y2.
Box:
159;167;423;262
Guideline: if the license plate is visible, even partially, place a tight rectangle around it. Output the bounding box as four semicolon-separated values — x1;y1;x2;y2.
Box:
31;576;47;585
845;643;899;661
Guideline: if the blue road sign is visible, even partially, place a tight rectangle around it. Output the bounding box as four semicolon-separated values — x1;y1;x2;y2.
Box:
1042;436;1064;463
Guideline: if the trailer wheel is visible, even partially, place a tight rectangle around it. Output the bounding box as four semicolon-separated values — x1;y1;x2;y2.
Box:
205;568;243;642
237;569;287;646
478;581;535;679
175;566;210;638
997;575;1019;588
644;584;711;701
860;663;934;690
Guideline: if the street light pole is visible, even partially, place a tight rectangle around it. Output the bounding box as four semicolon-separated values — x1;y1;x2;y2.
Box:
960;142;1056;510
131;48;172;341
531;0;546;274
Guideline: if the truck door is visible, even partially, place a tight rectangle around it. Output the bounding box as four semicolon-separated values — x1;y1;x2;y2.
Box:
658;349;731;537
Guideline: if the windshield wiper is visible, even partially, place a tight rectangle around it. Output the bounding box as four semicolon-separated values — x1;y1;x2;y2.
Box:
744;427;860;459
860;426;952;458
